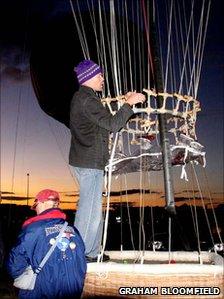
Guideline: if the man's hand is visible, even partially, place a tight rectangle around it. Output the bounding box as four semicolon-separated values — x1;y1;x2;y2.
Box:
125;92;146;106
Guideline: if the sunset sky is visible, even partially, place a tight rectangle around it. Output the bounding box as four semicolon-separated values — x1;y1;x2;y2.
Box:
0;0;223;209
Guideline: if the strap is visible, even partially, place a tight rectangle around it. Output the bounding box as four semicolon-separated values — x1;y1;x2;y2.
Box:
35;221;68;273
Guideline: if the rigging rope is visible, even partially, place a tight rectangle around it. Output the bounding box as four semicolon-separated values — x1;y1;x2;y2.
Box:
124;0;133;91
141;0;155;82
191;163;216;249
109;0;120;96
69;0;89;59
202;168;223;245
190;164;202;259
194;1;211;97
98;0;111;97
20;82;32;197
178;1;195;94
124;174;136;251
86;0;103;65
164;0;174;93
68;0;215;259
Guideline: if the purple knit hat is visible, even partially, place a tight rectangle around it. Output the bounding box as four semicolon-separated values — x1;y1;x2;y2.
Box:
74;59;102;84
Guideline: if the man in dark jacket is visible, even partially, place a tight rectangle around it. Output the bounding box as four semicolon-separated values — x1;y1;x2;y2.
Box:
7;189;87;299
69;59;145;262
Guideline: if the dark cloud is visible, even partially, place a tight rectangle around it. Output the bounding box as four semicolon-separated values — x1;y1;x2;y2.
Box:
60;201;75;204
109;189;161;196
174;197;199;202
110;202;135;209
63;190;161;197
64;193;79;197
1;196;34;201
179;190;200;194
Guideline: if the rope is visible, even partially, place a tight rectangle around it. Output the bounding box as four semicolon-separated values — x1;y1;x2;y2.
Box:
20;82;31;194
155;0;164;88
67;0;214;260
141;0;155;82
124;174;136;251
190;163;202;259
168;217;172;263
184;179;198;240
86;0;103;65
98;0;111;97
99;133;119;262
136;3;143;92
138;166;144;253
146;170;155;252
119;177;123;252
164;0;174;92
131;0;137;90
178;1;195;94
194;1;211;97
188;0;206;97
191;163;215;249
124;0;133;91
7;92;19;201
118;2;127;92
109;0;120;96
202;168;223;245
69;0;89;59
3;3;30;229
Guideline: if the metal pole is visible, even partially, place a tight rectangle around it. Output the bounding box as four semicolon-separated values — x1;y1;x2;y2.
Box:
26;173;30;206
147;1;176;214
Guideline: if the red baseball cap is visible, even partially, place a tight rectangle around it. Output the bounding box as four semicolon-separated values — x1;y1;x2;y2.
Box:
31;189;60;210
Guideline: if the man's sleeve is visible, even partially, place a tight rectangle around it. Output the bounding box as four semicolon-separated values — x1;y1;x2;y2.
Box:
83;97;134;132
6;233;29;279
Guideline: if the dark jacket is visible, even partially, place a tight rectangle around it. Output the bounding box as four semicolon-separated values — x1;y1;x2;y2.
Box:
7;208;86;299
69;85;133;169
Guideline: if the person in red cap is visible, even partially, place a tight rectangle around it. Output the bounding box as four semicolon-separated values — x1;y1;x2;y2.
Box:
31;189;60;214
7;189;87;299
70;59;146;262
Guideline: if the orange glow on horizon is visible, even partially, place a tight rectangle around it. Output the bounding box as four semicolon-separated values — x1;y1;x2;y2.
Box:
1;192;223;210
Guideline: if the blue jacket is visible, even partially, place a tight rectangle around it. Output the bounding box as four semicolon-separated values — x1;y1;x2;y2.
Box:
7;208;87;299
